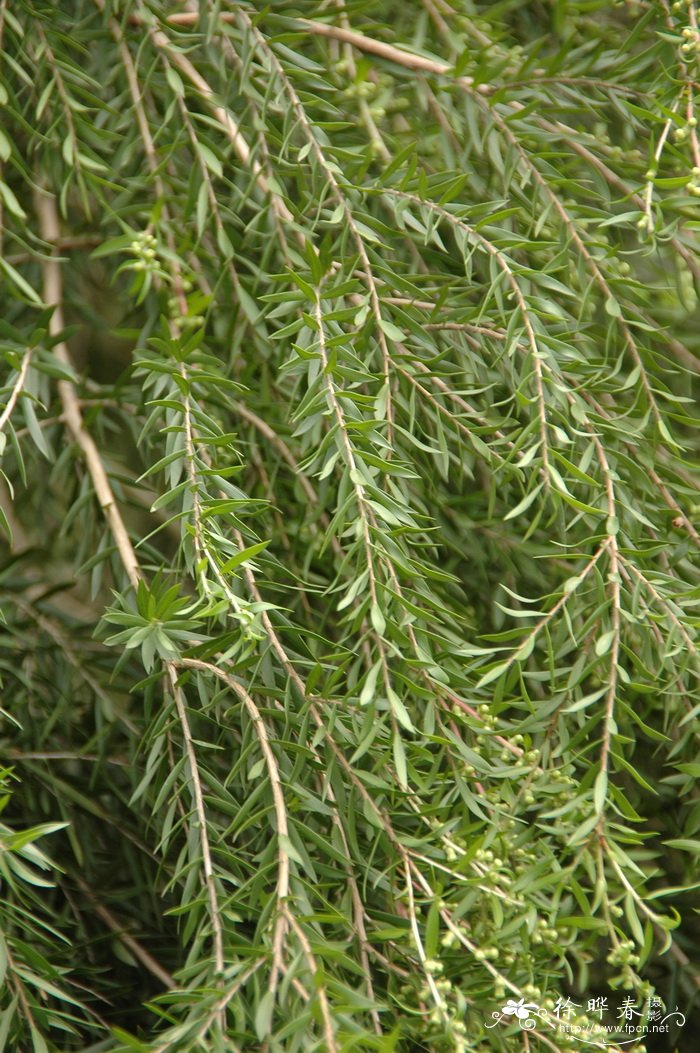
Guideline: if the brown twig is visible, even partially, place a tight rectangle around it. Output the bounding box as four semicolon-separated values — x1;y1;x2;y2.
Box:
36;188;141;590
178;657;290;996
74;876;176;990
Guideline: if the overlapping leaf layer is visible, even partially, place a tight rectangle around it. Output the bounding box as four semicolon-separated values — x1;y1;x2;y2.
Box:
0;3;699;1051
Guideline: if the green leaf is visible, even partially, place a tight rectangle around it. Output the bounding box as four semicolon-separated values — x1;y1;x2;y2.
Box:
219;540;270;574
0;180;26;219
663;839;700;854
387;686;415;732
379;319;405;342
504;482;544;521
476;660;510;689
425;898;441;959
0;258;43;304
595;630;616;657
166;67;185;97
30;1026;49;1053
197;142;223;177
255;991;274;1040
370;601;386;637
360;658;382;707
593;770;608;815
393;728;408;788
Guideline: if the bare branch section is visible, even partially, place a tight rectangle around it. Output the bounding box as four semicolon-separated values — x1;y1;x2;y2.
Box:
161;10;485;90
35;189;142;591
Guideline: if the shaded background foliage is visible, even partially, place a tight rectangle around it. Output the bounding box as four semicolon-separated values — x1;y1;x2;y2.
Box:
0;1;699;1051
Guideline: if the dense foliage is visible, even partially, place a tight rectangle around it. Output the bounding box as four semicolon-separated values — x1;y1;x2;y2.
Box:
1;2;699;1051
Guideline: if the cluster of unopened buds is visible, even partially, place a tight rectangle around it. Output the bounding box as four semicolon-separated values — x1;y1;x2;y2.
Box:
128;230;159;271
679;24;700;58
475;702;499;731
672;115;697;143
531;917;559;945
413;958;469;1051
471;945;499;962
607;938;640;969
169;304;205;330
166;279;206;330
171;314;204;330
685;165;700;195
